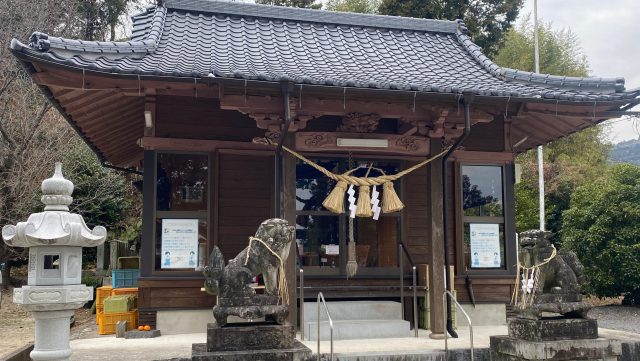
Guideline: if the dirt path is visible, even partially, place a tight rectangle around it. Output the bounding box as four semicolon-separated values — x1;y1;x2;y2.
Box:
0;287;96;358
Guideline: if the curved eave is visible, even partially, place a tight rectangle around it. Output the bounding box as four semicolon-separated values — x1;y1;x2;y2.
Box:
11;38;640;107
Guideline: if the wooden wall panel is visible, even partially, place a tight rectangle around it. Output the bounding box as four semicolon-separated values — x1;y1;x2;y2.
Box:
454;276;514;303
402;162;430;266
464;118;505;152
155;96;264;142
217;152;275;259
138;279;215;310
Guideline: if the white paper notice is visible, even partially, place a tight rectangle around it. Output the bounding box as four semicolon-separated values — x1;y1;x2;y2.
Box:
470;223;501;268
161;219;199;269
325;244;340;255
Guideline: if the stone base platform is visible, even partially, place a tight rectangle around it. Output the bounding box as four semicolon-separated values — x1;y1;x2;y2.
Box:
191;322;312;361
206;323;295;351
490;336;621;361
191;340;312;361
507;317;598;341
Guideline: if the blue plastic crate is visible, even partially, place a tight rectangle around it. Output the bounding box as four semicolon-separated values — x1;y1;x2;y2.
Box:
112;269;140;288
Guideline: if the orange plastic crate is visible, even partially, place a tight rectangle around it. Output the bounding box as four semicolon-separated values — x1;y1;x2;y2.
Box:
96;286;113;307
98;310;138;335
96;304;104;325
111;287;137;296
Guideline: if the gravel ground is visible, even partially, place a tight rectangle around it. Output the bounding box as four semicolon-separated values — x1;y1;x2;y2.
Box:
588;305;640;334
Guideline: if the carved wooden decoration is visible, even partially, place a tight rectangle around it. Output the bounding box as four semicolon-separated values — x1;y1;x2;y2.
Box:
337;113;381;133
296;132;429;156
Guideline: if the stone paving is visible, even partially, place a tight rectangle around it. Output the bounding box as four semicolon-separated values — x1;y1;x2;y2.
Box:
66;327;640;361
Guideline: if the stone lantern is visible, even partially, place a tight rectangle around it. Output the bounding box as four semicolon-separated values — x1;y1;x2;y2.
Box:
2;162;106;361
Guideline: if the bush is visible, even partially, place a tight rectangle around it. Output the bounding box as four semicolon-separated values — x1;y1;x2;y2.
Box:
561;164;640;304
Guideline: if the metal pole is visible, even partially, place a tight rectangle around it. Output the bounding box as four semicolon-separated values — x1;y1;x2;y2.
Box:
399;243;404;319
534;0;546;232
300;269;305;340
317;295;320;361
412;266;418;337
534;0;540;74
537;145;545;231
443;292;448;357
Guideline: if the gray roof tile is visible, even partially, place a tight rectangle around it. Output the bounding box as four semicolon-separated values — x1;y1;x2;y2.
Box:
10;0;639;102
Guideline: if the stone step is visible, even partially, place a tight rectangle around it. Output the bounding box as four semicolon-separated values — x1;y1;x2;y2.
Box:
323;349;490;361
303;301;402;322
304;319;411;341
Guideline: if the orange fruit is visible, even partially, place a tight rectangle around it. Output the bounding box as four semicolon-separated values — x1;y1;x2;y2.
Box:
144;325;151;331
138;326;144;331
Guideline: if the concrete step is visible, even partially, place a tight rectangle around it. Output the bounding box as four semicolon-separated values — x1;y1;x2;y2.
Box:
303;301;402;322
304;319;411;341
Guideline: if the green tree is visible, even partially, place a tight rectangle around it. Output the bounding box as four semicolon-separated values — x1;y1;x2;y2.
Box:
75;0;140;41
255;0;322;9
493;15;588;77
495;18;611;243
325;0;379;13
0;0;141;285
63;139;141;266
562;164;640;304
378;0;524;57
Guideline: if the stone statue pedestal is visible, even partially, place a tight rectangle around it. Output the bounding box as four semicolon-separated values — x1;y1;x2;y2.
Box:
191;322;312;361
491;317;621;361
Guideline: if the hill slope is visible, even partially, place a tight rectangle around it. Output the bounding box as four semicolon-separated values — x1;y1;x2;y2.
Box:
611;139;640;165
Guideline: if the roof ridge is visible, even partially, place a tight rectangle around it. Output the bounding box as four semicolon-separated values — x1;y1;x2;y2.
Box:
454;23;625;94
163;0;459;33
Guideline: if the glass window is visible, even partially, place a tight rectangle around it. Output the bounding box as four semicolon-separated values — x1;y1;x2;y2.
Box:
157;153;208;212
296;160;339;211
462;165;503;217
154;152;210;272
296;215;339;268
461;165;506;270
295;157;402;274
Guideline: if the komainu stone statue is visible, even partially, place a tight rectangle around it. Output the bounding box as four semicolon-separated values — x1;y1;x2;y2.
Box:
514;229;590;319
203;218;294;326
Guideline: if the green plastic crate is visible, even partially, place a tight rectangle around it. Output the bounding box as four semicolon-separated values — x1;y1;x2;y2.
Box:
103;295;136;313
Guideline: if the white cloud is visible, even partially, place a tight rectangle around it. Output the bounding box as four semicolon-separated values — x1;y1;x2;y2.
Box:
519;0;640;143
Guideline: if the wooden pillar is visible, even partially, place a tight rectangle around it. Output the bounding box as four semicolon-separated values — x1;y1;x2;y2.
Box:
428;140;445;338
282;136;298;326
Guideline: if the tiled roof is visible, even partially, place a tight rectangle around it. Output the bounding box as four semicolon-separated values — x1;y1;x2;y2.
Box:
10;0;640;102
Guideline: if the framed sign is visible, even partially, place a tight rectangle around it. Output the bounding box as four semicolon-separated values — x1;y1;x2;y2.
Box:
469;223;501;268
161;219;199;269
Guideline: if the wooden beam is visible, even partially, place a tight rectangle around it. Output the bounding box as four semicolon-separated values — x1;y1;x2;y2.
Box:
295;132;430;156
522;108;632;119
450;151;514;163
64;91;121;115
145;90;157;137
139;137;275;153
77;98;143;127
221;94;437;121
80;101;142;131
32;66;217;93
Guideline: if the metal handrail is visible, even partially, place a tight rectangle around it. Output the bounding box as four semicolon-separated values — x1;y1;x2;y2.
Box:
300;269;305;340
316;292;334;361
399;242;419;337
443;290;473;361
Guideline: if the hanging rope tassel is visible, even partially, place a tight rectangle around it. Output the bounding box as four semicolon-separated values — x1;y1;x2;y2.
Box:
322;180;348;214
381;181;404;213
356;185;373;217
346;217;358;278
